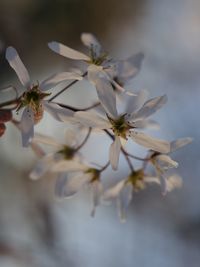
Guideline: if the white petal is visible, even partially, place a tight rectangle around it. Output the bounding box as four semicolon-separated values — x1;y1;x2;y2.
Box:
31;142;46;157
6;47;30;87
74;111;111;129
155;154;178;169
48;41;90;61
117;184;133;223
33;133;62;148
88;65;118;118
130;131;170;153
30;153;55;180
64;128;78;147
109;136;121;170
55;173;91;198
143;175;160;184
103;179;126;202
130;95;167;121
116;53;144;84
81;33;101;53
165;174;182;192
131;119;160;130
43;101;74;121
91;180;103;217
125;89;149;114
54;173;68;198
20;107;34;147
40;72;83;91
170;137;193;152
51;160;87;172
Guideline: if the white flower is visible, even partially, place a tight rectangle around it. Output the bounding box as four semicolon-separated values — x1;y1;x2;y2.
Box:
149;137;192;193
6;46;82;146
74;77;170;170
30;128;84;180
48;33;141;95
53;163;103;217
104;170;182;222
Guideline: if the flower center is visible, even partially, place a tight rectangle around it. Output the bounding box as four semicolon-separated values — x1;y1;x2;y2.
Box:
127;169;145;191
86;168;100;183
109;114;130;139
58;145;75;160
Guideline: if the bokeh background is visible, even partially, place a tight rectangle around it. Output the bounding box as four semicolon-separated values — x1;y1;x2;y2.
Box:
0;0;199;266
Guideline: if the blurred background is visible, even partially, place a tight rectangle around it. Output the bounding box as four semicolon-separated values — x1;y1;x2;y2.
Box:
0;0;199;266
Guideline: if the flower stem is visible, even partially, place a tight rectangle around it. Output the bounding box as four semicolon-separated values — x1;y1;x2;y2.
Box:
75;127;92;151
48;71;87;102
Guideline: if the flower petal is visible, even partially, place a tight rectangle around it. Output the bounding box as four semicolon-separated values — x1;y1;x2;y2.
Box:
74;111;111;129
6;47;30;87
90;180;103;217
125;89;149;115
170;137;193;152
131;119;160;130
115;53;144;85
88;65;118;118
130;131;170;153
43;101;74;121
109;136;121;170
130;95;167;121
48;41;90;61
30;153;55;180
165;174;182;192
103;179;126;202
117;183;133;223
20;107;34;147
51;160;87;172
155;154;178;169
33;133;62;148
81;33;102;56
55;173;91;198
40;72;83;91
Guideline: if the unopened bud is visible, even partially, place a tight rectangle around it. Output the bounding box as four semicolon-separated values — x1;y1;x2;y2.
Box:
0;123;6;137
0;110;12;123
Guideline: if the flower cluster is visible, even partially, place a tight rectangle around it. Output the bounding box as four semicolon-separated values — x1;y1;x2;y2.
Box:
0;33;192;221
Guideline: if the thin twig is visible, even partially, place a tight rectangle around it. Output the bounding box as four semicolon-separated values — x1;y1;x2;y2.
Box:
55;101;100;112
100;161;110;172
75;127;92;151
48;71;87;102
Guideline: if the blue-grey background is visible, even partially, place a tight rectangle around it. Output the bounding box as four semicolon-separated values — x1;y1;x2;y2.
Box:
0;0;199;266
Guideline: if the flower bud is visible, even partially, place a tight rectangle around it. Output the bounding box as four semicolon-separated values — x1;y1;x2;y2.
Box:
0;110;12;123
0;123;6;137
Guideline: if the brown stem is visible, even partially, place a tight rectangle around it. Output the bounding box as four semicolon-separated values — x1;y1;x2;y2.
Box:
48;71;87;102
75;127;92;151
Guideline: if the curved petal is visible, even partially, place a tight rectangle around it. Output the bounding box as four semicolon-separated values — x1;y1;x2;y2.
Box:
109;136;121;170
165;174;182;192
116;53;144;84
43;101;74;121
131;119;160;130
117;183;133;223
6;47;30;87
30;153;55;180
64;128;78;147
88;65;118;118
74;111;111;129
40;72;83;91
130;95;167;121
125;89;149;115
81;33;101;53
155;154;178;169
51;160;87;172
130;131;170;153
33;133;62;148
55;173;91;198
103;179;126;202
20;107;34;147
170;137;193;152
48;41;90;61
90;180;103;217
